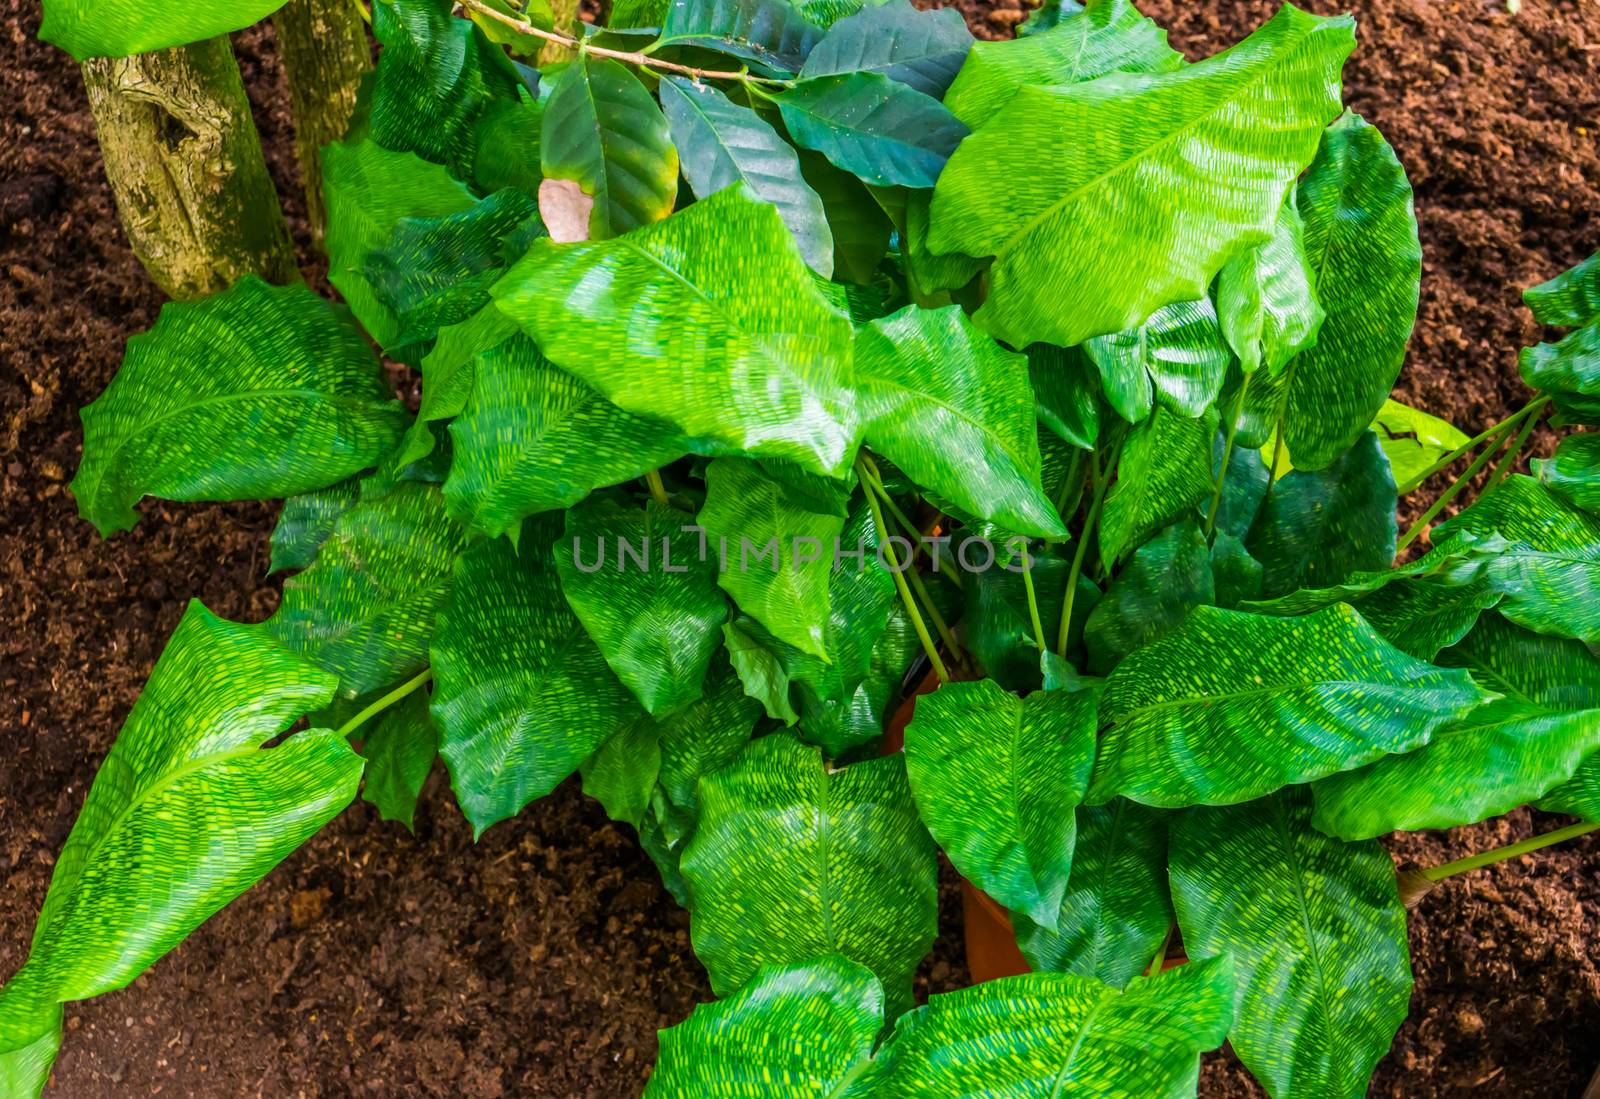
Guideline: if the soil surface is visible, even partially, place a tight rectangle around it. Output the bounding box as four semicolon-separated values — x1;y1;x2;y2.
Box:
3;0;1598;1095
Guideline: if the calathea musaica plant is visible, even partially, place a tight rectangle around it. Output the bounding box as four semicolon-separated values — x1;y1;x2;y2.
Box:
5;0;1600;1094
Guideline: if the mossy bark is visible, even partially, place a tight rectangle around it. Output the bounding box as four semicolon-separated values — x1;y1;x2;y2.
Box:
538;0;582;65
81;37;297;300
273;0;371;243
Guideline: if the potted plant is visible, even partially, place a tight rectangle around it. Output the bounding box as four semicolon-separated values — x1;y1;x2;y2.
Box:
3;0;1598;1095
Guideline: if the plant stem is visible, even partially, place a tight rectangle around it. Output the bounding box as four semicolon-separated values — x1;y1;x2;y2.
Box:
1481;402;1542;496
1021;543;1048;654
1205;372;1251;538
645;469;670;508
1396;396;1551;494
1054;448;1087;526
856;462;966;666
1395;423;1513;553
1056;441;1116;659
336;667;434;738
1144;922;1175;978
458;0;791;84
858;458;949;684
1422;820;1600;882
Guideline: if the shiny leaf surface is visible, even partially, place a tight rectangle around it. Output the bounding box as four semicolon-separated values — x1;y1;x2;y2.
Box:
777;73;969;189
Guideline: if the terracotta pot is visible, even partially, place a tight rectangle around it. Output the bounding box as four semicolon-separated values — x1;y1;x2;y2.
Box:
885;664;1184;985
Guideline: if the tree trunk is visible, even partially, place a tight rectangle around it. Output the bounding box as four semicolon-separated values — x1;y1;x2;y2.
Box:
81;37;297;300
273;0;370;243
539;0;582;65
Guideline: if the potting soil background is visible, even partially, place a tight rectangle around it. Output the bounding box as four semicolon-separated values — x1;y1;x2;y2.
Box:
3;0;1599;1094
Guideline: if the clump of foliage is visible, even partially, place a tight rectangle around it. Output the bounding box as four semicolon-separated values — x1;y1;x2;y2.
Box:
6;0;1600;1095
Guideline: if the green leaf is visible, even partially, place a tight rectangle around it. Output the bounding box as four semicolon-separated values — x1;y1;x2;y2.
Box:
942;0;1182;127
724;617;802;724
799;0;973;98
1524;249;1600;328
777;73;969;189
1311;699;1600;840
1282;112;1421;469
928;4;1353;348
803;152;893;284
1012;799;1172;989
323;139;477;352
443;333;691;540
1535;432;1600;514
540;55;679;240
697;458;846;659
899;188;985;297
70;277;404;536
1348;570;1504;661
1212;432;1271;541
1374;398;1470;492
1434;474;1600;644
1088;604;1489;807
644;957;882;1099
0;603;359;1051
608;0;667;28
362;188;544;357
656;0;826;73
680;734;937;1014
1217;192;1325;376
1099;403;1218;566
555;497;728;716
371;0;535;188
655;655;764;824
1084;297;1231;422
40;0;286;60
432;527;643;836
1437;611;1600;709
856;304;1065;538
659;77;833;275
270;482;466;697
904;679;1099;928
1029;344;1102;452
1169;788;1411;1099
963;553;1095;692
861;955;1234;1096
1210;532;1265;609
1084;518;1214;673
1246;430;1397;598
0;1016;58;1099
359;688;438;831
393;305;521;473
270;480;361;574
492;186;859;478
580;712;661;828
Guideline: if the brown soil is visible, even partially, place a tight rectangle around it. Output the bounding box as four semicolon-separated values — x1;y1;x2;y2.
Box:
2;1;1597;1096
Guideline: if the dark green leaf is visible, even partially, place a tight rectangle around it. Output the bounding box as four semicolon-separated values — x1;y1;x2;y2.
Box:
580;712;661;828
393;305;520;472
359;688;438;831
903;679;1099;927
645;957;882;1099
1439;611;1600;709
799;0;972;98
1028;344;1102;452
724;617;801;725
492;186;859;478
680;734;937;1014
0;604;359;1052
777;73;968;189
802;151;893;284
270;481;466;697
942;0;1182;127
698;458;846;659
656;0;825;73
856;305;1064;538
71;277;404;536
443;333;691;540
1246;430;1397;598
1282;112;1421;469
556;497;727;716
540;55;679;239
432;527;642;836
1099;404;1218;565
1347;571;1503;660
1012;799;1172;989
1212;432;1270;541
1084;518;1214;673
1535;432;1600;514
900;188;985;298
1312;699;1600;840
1210;532;1265;609
963;552;1095;692
928;5;1353;349
1088;604;1490;807
659;76;833;274
1524;249;1600;328
1170;788;1412;1099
